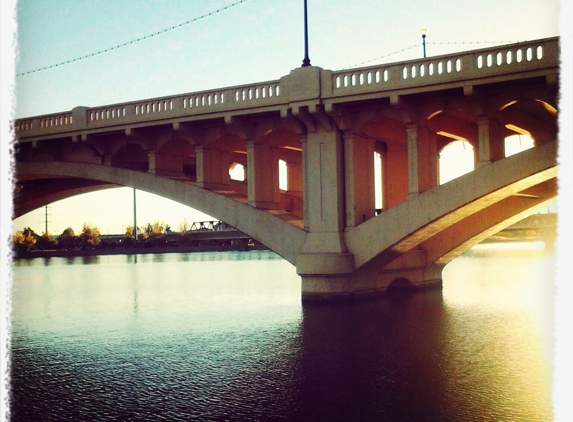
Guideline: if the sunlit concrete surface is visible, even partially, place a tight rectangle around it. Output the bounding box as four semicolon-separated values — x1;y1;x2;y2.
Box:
13;38;559;301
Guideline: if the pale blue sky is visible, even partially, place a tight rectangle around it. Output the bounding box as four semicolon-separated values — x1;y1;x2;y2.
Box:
6;0;563;235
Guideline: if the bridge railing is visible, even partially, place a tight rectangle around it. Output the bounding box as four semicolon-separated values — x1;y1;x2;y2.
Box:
13;111;74;134
13;79;283;138
328;37;558;97
13;37;558;140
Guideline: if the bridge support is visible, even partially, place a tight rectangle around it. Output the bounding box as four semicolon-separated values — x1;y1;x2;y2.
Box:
299;249;443;302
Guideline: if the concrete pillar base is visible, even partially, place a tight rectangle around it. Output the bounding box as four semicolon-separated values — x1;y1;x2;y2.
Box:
297;252;354;301
300;259;444;302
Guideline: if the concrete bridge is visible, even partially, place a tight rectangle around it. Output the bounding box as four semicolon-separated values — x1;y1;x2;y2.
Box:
12;37;559;301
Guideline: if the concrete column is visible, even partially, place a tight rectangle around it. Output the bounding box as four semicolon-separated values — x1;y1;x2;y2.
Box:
149;151;185;178
344;132;375;227
383;142;408;209
407;124;434;198
301;135;310;230
147;151;156;174
296;128;354;301
196;145;231;189
286;160;302;196
477;117;505;168
246;140;280;209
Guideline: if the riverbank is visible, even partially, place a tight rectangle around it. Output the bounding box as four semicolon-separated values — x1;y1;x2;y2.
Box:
12;243;269;259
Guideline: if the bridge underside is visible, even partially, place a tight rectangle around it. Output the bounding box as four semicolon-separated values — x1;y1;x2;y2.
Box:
14;177;118;218
15;141;558;301
299;141;558;301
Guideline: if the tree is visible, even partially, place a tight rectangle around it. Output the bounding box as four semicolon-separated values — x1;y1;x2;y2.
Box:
138;226;149;240
125;225;135;239
178;218;190;233
79;224;101;247
57;227;77;249
12;228;37;252
125;226;147;240
149;221;165;237
36;232;56;250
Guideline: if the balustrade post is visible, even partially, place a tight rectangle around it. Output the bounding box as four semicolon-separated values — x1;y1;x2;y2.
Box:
71;107;89;130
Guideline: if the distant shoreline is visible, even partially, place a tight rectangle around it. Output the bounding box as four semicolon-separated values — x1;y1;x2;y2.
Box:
12;244;270;259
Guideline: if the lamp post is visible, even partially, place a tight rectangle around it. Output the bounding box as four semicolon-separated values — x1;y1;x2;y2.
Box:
421;27;427;58
301;0;311;67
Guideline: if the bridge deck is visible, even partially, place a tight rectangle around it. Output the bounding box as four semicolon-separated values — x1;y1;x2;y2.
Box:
13;38;559;143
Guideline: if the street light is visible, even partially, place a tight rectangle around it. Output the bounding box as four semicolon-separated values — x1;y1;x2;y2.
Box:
420;27;428;58
302;0;311;67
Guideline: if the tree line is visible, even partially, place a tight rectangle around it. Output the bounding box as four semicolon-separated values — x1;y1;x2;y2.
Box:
12;219;198;252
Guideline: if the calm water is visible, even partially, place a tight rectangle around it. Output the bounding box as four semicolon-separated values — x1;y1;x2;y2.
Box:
9;247;555;421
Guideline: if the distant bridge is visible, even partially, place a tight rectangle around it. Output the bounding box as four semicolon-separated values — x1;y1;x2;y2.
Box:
13;37;559;300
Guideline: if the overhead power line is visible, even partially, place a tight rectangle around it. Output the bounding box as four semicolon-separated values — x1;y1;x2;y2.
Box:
345;39;523;69
16;0;251;77
428;40;521;47
345;45;419;69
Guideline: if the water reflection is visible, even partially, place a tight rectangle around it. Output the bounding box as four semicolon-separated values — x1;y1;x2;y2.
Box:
152;253;165;263
9;250;554;421
294;294;450;421
81;255;100;265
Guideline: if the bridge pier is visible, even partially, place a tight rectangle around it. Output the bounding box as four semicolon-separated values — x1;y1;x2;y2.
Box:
298;249;443;302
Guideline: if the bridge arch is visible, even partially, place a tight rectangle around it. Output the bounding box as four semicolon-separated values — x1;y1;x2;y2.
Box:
61;142;102;165
495;98;558;144
16;161;307;265
345;140;557;274
153;136;197;179
112;143;148;172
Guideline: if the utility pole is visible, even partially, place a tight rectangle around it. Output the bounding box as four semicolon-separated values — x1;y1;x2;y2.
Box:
133;188;138;263
40;205;51;234
133;188;137;244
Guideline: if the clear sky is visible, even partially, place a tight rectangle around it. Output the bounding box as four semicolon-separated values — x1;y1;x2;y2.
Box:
4;0;565;236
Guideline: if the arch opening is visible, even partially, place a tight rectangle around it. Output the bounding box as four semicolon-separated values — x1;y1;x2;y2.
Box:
278;159;288;191
439;140;474;184
374;152;383;213
504;134;534;157
229;162;245;181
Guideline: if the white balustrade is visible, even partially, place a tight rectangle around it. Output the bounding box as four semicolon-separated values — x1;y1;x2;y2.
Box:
331;39;553;95
13;38;557;138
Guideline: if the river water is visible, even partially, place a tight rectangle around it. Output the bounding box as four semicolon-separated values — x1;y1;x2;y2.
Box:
9;246;555;421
